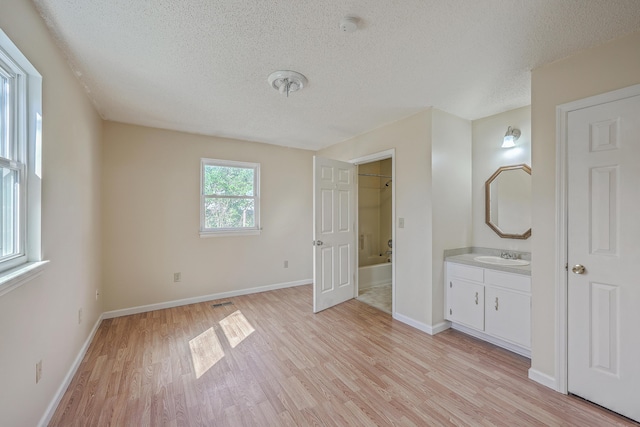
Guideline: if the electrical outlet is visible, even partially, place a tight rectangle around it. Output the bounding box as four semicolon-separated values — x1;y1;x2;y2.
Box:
174;272;181;282
78;308;82;324
284;260;288;268
398;217;405;228
36;360;42;384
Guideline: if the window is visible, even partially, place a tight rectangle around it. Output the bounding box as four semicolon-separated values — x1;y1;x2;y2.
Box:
0;29;45;296
200;158;260;236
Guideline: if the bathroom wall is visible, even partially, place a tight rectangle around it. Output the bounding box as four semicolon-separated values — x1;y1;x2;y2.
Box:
472;106;531;252
379;158;392;258
358;161;382;266
358;159;392;267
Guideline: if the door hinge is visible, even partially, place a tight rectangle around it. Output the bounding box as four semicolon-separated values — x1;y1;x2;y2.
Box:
565;263;568;271
449;281;452;288
449;308;452;315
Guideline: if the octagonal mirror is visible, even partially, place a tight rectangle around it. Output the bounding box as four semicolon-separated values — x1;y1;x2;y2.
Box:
485;164;532;239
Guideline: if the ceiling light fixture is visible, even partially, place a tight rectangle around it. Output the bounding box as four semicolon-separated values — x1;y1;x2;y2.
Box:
267;70;308;97
502;126;521;148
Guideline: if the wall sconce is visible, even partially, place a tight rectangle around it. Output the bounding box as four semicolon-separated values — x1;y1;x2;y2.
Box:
502;126;521;148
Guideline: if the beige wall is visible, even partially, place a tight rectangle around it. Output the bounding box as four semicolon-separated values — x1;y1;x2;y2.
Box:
472;106;531;252
531;31;640;378
0;1;103;426
320;111;433;325
102;122;314;311
320;109;471;328
431;109;472;324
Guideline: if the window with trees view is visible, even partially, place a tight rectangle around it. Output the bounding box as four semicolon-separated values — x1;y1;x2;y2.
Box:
200;158;260;236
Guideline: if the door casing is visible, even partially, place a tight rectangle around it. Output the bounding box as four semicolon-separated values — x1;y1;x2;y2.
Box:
554;83;640;394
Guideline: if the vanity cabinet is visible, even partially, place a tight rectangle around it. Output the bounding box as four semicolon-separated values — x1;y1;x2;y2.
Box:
445;261;531;357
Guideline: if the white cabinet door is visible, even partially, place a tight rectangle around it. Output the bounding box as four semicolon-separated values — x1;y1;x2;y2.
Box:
448;278;484;330
485;287;531;348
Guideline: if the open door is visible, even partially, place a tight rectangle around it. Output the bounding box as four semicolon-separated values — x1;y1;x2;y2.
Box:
313;156;356;313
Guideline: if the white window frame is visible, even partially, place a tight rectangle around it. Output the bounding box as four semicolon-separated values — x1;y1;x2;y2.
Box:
0;29;47;297
200;158;261;237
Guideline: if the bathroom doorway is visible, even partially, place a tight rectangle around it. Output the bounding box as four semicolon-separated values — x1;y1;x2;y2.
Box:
356;157;393;313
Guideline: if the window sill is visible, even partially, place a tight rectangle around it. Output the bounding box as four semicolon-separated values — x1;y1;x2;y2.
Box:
0;260;50;297
200;229;261;238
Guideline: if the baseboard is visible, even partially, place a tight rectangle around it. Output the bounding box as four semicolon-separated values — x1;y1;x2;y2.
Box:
393;313;449;335
38;312;104;427
450;323;531;358
102;279;311;319
528;368;558;391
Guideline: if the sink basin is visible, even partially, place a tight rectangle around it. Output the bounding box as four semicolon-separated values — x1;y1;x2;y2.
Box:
473;256;530;266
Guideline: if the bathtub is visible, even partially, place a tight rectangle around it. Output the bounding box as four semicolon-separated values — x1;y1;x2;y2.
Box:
358;262;392;290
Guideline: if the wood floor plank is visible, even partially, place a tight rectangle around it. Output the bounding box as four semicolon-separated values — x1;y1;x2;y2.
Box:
49;284;638;426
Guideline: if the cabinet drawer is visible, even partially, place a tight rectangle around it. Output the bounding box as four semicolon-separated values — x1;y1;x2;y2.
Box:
447;262;484;282
485;269;530;293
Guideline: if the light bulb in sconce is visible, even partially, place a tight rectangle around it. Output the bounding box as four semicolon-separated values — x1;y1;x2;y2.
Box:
502;126;521;148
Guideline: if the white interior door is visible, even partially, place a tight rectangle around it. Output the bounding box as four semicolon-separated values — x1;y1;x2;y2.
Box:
567;93;640;422
313;156;356;313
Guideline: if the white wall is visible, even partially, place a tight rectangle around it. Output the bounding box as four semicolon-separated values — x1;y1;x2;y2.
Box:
531;30;640;379
102;122;314;311
472;106;531;251
0;2;103;426
320;109;472;329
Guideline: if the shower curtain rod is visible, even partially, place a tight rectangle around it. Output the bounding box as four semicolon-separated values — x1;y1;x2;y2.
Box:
358;173;392;178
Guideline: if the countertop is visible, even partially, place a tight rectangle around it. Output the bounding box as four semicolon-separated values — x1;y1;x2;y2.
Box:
444;248;531;276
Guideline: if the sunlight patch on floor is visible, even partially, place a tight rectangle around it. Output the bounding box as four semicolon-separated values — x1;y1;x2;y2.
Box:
188;327;224;378
220;310;255;348
188;310;256;378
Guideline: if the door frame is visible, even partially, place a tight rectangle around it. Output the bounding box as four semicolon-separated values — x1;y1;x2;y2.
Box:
350;149;396;315
555;83;640;394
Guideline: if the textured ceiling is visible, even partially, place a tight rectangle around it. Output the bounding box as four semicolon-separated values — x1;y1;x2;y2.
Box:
34;0;640;150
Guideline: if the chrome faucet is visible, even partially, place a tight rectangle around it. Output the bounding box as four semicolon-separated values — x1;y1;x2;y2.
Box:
500;251;519;259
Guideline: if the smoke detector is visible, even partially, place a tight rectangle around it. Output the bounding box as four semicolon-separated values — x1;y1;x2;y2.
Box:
340;16;359;33
267;70;308;97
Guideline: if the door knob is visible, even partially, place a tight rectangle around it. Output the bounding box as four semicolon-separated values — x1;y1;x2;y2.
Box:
313;240;324;246
572;264;586;274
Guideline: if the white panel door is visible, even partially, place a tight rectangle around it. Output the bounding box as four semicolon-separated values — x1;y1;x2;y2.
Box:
567;94;640;422
313;156;356;313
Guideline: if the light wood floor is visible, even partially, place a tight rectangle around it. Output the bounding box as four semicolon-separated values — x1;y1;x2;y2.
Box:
50;285;637;426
